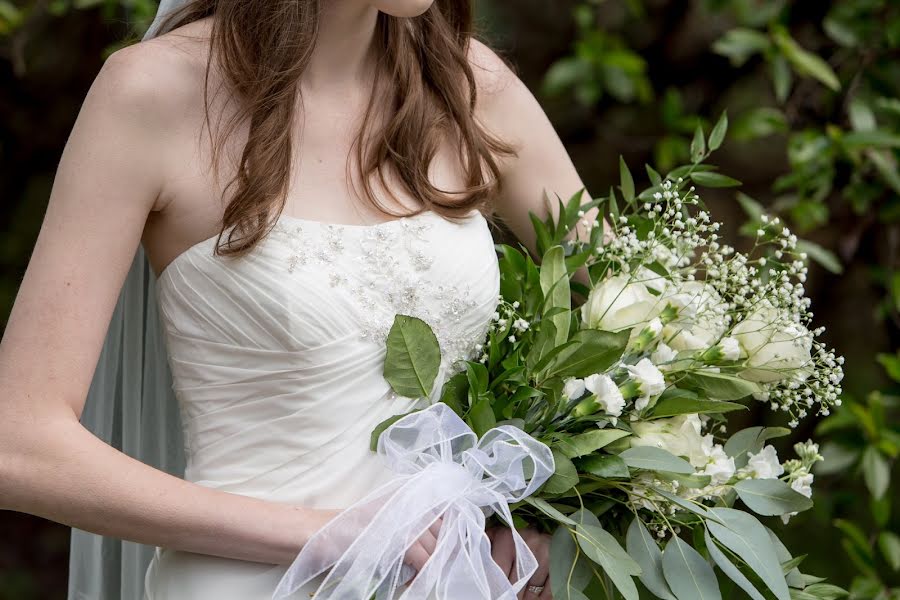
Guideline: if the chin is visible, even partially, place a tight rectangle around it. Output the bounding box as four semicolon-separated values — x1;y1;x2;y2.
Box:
371;0;436;18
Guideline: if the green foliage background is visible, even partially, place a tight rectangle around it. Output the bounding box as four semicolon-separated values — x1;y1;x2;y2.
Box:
0;1;897;598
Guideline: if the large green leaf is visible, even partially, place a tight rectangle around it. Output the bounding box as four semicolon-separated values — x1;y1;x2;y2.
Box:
704;528;766;600
540;245;571;346
626;518;676;600
369;409;422;451
383;315;441;398
679;371;761;401
861;446;890;500
572;509;641;600
544;449;580;494
650;396;748;418
619;446;695;474
525;497;577;526
772;27;841;91
662;536;721;600
733;479;814;516
547;329;631;379
706;508;789;600
576;454;630;479
725;426;791;468
550;525;593;599
557;429;632;458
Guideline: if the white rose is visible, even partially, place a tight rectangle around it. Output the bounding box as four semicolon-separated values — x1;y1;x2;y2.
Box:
584;373;625;417
661;282;728;351
582;274;661;331
745;445;784;479
562;377;586;400
631;414;708;466
732;306;813;383
625;358;666;410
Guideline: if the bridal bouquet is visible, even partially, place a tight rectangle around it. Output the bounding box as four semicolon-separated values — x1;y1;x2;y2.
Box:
274;118;846;600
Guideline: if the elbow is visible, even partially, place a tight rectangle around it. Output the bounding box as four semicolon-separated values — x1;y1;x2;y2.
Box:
0;414;75;512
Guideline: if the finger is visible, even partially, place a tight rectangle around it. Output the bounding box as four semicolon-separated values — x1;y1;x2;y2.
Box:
427;515;443;541
405;541;430;574
417;528;437;556
490;526;516;582
539;580;554;600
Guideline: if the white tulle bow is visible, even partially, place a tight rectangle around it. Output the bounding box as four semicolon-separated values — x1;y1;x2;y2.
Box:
272;402;555;600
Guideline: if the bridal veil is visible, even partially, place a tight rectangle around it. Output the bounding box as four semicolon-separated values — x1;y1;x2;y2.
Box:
67;2;190;598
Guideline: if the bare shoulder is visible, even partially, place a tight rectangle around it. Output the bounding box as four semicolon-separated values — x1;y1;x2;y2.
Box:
93;20;211;124
467;38;522;106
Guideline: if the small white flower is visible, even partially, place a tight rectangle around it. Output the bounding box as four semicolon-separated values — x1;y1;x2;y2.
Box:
746;445;784;479
701;442;736;485
584;373;625;417
562;377;586;401
625;358;666;410
718;336;741;361
781;471;814;524
508;335;516;343
651;342;677;365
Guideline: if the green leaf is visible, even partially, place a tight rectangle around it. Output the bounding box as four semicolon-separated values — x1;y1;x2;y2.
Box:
557;429;632;458
369;409;422;451
619;446;695;474
712;28;771;66
547;328;631;379
771;54;792;103
689;171;742;187
861;446;890;500
572;510;641;600
679;371;761;401
704;528;766;600
800;583;849;599
706;508;790;600
651;396;748;418
662;536;721;600
526;497;577;526
467;395;496;438
383;315;441;398
626;518;676;600
691;123;706;163
878;531;900;571
576;454;630;479
540;245;571;346
733;479;814;516
439;372;468;416
772;27;840;91
725;426;791;467
544;449;580;494
795;239;843;274
709;110;728;151
550;525;593;599
765;526;805;588
620;155;635;203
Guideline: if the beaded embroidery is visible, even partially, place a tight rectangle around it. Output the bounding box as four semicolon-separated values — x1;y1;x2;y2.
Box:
270;214;492;372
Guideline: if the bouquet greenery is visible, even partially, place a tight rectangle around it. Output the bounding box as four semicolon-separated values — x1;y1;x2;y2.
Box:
375;116;847;600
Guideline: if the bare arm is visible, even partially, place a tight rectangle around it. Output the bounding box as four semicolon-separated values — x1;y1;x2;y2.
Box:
0;45;326;565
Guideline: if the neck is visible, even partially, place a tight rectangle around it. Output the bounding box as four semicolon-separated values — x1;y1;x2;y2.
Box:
303;2;381;91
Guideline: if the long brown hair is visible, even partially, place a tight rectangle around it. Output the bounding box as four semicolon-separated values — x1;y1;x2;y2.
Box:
152;1;516;257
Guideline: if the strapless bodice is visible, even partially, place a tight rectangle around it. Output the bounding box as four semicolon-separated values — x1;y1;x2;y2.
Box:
143;209;500;599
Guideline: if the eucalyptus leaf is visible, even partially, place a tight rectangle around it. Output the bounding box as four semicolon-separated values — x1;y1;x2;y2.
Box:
733;479;814;516
626;518;676;600
704;528;766;600
651;396;747;418
572;509;641;600
383;315;441;398
544;449;580;494
558;429;631;458
662;536;721;600
725;426;792;467
547;329;630;379
707;508;789;600
576;454;630;479
525;497;577;526
620;446;695;474
550;525;593;599
679;371;761;401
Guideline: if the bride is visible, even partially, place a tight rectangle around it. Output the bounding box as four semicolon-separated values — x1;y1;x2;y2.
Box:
0;0;591;598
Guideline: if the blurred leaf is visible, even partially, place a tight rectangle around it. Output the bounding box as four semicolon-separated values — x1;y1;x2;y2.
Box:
861;446;890;500
878;531;900;572
690;171;742;187
796;239;843;274
772;26;841;91
713;28;772;66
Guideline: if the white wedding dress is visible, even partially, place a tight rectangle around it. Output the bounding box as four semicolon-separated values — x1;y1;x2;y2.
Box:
141;208;500;599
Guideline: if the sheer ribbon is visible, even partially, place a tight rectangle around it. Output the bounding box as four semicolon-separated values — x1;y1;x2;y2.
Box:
272;403;555;600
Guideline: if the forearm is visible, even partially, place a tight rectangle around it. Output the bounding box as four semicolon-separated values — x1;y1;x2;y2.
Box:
0;415;323;565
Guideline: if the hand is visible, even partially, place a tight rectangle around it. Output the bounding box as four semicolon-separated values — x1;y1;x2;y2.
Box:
486;524;553;600
307;508;444;585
